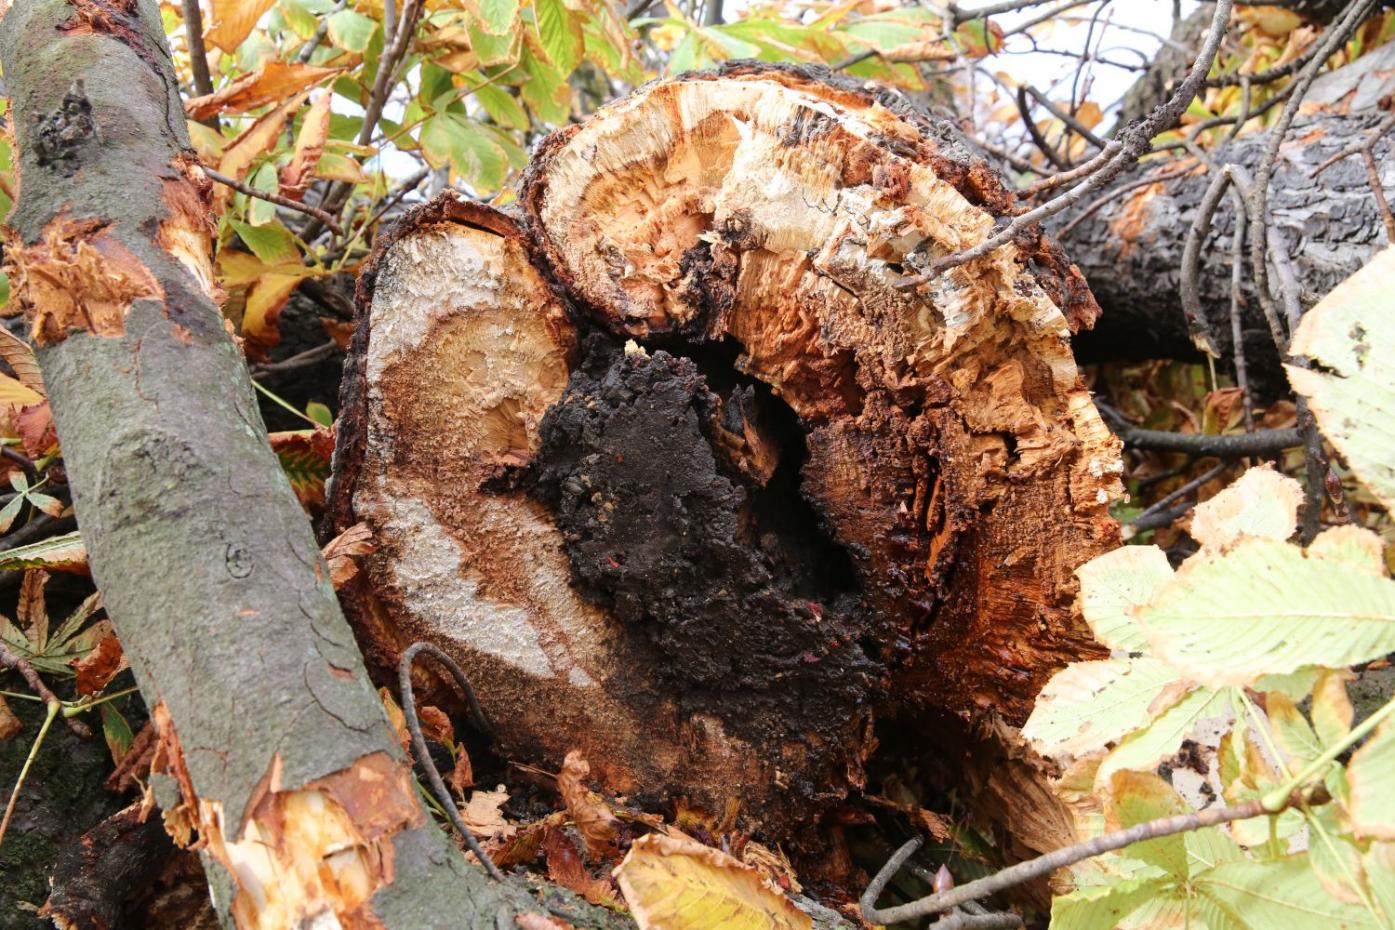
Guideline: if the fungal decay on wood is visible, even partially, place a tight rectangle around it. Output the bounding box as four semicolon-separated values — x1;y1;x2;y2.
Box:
332;64;1122;837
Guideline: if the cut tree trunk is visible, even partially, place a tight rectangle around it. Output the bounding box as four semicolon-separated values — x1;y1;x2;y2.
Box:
0;3;621;927
1061;39;1395;386
331;63;1123;849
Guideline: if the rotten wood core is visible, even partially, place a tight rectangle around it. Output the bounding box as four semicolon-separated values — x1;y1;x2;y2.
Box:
332;64;1122;843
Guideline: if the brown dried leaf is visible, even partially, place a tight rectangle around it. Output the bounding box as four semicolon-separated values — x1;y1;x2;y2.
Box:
214;91;311;212
543;827;622;908
19;569;48;650
0;327;45;398
280;89;333;201
186;62;339;121
450;743;475;797
558;750;620;861
379;686;411;754
461;787;514;843
0;694;20;740
320;316;355;350
417;704;454;745
16;402;56;457
73;620;126;695
323;522;375;589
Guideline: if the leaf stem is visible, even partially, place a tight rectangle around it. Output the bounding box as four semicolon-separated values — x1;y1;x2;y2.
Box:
1262;693;1395;812
0;699;57;852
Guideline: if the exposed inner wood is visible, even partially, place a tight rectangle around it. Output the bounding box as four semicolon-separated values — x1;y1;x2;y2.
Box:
335;65;1122;840
523;65;1122;718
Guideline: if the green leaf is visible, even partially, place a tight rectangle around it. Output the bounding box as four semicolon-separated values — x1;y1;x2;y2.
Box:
1363;842;1395;926
1264;691;1323;767
1104;771;1190;878
1139;538;1395;687
1288;246;1395;511
469;22;520;67
100;703;135;765
230;219;301;266
0;495;24;534
1076;544;1173;653
475;83;530;131
25;493;63;519
0;530;85;573
0;272;10;310
327;8;378;53
306;401;334;428
48;592;101;650
1023;657;1186;758
477;0;520;36
519;48;570;123
1193;852;1383;928
1047;876;1163;930
535;0;584;74
1307;803;1370;905
1349;715;1395;840
247;162;281;227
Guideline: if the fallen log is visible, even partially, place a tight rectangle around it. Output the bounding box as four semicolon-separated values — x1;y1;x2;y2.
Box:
331;63;1122;846
1061;42;1395;385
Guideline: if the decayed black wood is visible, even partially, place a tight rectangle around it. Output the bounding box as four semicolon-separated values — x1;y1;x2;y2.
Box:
40;804;175;930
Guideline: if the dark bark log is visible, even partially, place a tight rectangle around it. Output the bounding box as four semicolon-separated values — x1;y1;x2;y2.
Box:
1062;41;1395;384
39;803;177;930
0;3;619;927
332;63;1123;852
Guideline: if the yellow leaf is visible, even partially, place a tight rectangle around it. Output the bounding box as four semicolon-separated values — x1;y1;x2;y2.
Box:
614;833;812;930
0;328;44;398
215;91;311;211
1074;101;1103;131
242;271;312;358
0;373;43;408
186;61;339;121
280;89;333;200
205;0;278;53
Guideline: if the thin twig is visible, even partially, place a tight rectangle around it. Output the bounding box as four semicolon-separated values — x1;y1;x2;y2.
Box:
0;700;58;852
1228;205;1255;432
900;0;1234;286
1129;461;1228;525
297;0;348;63
398;641;504;881
862;796;1284;925
1178;168;1232;355
1359;147;1395;241
0;643;89;737
204;167;344;235
1016;84;1071;170
251;341;339;380
1055;163;1192;237
1098;404;1304;457
181;0;217;129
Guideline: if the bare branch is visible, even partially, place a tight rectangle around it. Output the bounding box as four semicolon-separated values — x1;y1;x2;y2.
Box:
204;166;344;235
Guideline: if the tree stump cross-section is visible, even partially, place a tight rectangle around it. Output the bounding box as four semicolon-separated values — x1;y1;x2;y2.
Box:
332;63;1122;842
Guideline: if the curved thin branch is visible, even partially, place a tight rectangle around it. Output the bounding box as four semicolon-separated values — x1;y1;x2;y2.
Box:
1099;404;1304;457
862;797;1280;925
398;641;504;882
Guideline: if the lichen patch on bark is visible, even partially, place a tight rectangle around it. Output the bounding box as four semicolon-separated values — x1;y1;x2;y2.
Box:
1;215;162;344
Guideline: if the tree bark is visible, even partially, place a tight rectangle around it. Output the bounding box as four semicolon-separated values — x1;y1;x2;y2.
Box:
0;3;613;927
1061;37;1395;384
332;63;1122;851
